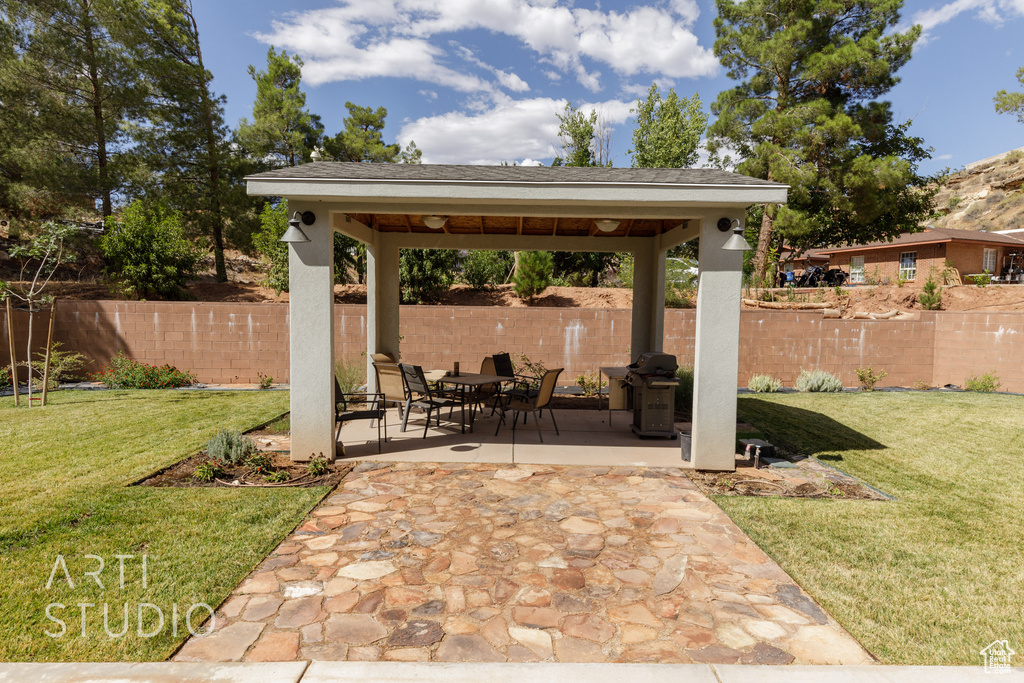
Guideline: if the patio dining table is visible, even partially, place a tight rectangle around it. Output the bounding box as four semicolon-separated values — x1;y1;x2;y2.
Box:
435;372;508;433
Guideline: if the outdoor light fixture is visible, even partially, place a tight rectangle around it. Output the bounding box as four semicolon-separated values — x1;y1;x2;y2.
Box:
280;211;315;243
594;219;620;233
718;217;753;251
422;215;448;230
310;148;322;162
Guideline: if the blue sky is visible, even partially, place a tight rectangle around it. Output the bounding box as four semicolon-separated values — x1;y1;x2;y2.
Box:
193;0;1024;174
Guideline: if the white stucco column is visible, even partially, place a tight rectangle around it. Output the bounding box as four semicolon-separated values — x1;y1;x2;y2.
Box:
365;232;401;391
690;215;744;471
630;242;666;358
288;206;335;462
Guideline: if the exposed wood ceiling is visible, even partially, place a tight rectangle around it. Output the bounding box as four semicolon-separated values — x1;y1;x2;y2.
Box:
347;214;686;238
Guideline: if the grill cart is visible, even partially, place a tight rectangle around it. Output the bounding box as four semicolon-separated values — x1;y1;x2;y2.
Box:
625;352;681;439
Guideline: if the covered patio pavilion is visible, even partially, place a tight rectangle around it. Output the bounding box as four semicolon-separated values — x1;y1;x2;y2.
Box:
245;163;787;471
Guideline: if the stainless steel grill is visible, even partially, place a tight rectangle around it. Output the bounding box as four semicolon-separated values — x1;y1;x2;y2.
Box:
625;352;681;439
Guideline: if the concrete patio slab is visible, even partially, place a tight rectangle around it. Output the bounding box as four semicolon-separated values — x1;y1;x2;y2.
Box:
175;462;869;665
336;408;690;468
0;662;308;682
713;664;1024;682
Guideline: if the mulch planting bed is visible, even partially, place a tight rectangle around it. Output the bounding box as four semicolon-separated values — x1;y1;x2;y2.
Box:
135;451;351;489
687;454;890;501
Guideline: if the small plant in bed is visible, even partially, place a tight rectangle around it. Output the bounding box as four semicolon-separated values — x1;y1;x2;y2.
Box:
307;456;330;476
193;460;224;483
92;351;196;389
747;374;782;393
796;368;844;392
207;428;257;465
244;453;274;476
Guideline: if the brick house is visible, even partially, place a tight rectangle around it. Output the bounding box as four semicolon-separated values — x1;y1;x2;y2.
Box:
816;226;1024;284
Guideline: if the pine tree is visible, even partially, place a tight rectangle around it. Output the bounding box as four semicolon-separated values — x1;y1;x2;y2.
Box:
235;47;322;168
512;251;553;304
323;103;400;163
707;0;936;283
131;0;235;281
630;84;707;169
994;67;1024;124
1;0;146;218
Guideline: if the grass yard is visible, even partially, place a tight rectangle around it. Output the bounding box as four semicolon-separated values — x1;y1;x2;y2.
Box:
729;391;1024;665
0;390;327;662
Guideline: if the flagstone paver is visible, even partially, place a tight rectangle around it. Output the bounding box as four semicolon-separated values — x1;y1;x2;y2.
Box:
174;462;871;665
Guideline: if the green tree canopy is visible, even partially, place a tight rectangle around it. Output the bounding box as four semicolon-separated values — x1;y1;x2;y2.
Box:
324;103;400;163
235;47;322;168
994;67;1024;124
707;0;936;282
553;102;599;168
0;0;146;218
630;85;707;169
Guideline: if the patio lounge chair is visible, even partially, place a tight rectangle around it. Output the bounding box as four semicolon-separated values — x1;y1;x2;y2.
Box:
335;377;386;453
496;368;562;442
398;363;465;438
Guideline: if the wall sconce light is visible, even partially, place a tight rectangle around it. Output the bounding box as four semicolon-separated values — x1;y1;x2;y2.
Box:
718;217;752;251
594;219;620;233
280;211;315;243
422;215;448;230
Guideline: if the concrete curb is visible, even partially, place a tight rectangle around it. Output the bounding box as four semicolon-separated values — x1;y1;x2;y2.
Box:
1;662;1021;682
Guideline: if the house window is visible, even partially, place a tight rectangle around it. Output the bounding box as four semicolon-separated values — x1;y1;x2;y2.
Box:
899;252;917;281
850;256;865;284
983;248;997;273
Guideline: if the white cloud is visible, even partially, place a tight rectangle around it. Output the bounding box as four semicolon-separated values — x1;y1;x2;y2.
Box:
452;43;531;92
254;0;717;93
418;89;438;99
519;158;545;166
397;95;634;165
935;153;954;160
909;0;1024;40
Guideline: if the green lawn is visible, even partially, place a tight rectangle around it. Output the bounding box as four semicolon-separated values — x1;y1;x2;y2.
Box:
728;391;1024;665
0;390;326;662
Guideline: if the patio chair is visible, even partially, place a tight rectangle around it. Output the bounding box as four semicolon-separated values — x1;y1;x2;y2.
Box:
490;352;537;418
335;377;386;453
470;356;502;415
496;368;563;442
398;363;465;438
373;361;406;424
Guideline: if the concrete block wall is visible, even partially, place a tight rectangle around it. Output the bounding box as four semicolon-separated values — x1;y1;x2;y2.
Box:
2;300;1022;392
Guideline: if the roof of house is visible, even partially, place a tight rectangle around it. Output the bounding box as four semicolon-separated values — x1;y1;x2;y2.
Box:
245;162;787;189
816;226;1024;255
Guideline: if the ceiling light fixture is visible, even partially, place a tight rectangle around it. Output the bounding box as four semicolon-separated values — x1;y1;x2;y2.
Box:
422;215;448;230
594;219;620;233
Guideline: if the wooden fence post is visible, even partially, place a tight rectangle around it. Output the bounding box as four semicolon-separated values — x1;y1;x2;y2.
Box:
5;298;18;406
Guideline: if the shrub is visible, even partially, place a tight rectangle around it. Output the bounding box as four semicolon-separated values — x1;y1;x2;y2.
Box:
576;372;603;397
257;372;273;390
675;366;694;413
512;250;553;302
100;199;201;299
207;429;257;465
26;342;88;391
965;371;1001;393
92;352;196;389
747;374;782;393
913;381;932;391
967;272;991;287
919;275;942;310
265;470;290;483
855;367;888;391
796;369;844;392
461;250;514;289
0;365;11;388
400;248;460;303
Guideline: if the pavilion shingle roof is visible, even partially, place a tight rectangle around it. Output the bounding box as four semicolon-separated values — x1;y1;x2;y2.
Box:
245;162;785;187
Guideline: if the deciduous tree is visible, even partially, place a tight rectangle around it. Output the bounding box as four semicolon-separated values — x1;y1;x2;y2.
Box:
630;85;707;169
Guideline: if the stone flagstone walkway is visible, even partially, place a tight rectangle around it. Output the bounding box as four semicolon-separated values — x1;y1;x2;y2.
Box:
175;462;871;665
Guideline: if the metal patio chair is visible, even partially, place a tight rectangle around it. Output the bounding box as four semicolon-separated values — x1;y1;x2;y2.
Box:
496;368;563;442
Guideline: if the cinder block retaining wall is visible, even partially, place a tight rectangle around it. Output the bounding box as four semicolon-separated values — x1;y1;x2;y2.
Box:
2;301;1022;392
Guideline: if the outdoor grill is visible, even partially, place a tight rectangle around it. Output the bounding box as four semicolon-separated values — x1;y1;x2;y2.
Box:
625;352;681;439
